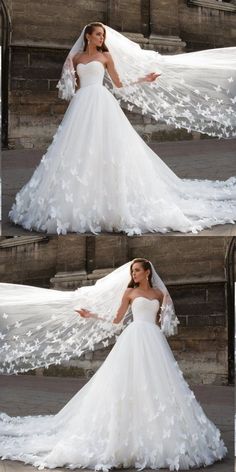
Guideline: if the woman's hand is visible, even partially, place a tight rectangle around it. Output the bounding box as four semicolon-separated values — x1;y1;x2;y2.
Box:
142;72;161;83
75;308;95;318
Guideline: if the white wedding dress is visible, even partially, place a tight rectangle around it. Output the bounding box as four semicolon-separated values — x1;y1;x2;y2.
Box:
9;61;236;235
0;297;226;470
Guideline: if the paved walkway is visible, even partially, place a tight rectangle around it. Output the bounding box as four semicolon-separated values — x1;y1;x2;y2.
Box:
0;375;234;472
2;139;236;236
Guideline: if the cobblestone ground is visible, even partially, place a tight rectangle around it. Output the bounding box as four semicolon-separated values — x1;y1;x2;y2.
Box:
0;375;234;472
2;139;236;236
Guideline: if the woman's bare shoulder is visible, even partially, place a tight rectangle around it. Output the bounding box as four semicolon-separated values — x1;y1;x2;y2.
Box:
73;53;84;65
124;287;134;294
153;288;164;300
123;287;135;299
103;51;113;62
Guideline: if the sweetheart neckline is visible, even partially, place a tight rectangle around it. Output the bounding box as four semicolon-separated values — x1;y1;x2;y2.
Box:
131;296;160;307
76;60;105;70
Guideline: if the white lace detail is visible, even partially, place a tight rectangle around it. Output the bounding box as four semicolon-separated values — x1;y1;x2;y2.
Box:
0;297;227;470
0;261;177;374
57;25;236;138
8;62;236;236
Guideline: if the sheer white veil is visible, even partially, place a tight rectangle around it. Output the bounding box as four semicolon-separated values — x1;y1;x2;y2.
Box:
0;260;178;374
57;23;236;138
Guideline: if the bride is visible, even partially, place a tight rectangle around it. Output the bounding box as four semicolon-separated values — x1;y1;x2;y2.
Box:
0;258;227;470
9;22;236;235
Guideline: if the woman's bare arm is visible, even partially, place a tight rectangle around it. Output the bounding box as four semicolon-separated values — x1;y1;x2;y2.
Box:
157;288;164;306
75;288;132;324
72;53;82;68
105;52;160;89
75;308;105;320
72;53;81;89
105;52;123;88
112;288;132;324
155;289;164;325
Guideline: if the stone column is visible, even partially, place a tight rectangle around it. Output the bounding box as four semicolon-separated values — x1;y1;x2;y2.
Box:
107;0;122;31
149;0;186;53
107;0;142;33
107;0;150;48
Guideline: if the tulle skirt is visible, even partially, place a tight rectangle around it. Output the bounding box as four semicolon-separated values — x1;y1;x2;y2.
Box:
9;84;236;235
0;321;227;470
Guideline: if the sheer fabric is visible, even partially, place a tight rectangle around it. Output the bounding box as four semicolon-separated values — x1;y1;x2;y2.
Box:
0;297;226;470
58;24;236;138
9;61;236;235
0;261;177;374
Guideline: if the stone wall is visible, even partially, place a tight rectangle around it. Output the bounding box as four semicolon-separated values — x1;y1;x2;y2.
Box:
0;235;233;384
179;0;236;50
3;0;236;148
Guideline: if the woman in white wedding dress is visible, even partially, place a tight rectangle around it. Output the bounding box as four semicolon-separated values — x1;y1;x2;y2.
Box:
0;259;227;470
9;22;236;235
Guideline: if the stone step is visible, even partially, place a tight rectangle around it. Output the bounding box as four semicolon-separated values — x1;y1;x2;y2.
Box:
50;268;114;290
126;111;204;143
0;235;48;247
124;32;186;53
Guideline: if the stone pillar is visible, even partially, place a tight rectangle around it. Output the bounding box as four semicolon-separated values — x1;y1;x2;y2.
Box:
150;0;180;36
149;0;186;53
141;0;151;37
107;0;150;54
107;0;122;31
107;0;143;32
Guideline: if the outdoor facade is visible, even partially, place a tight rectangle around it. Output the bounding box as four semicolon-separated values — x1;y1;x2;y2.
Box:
2;0;236;148
0;234;234;385
0;2;235;470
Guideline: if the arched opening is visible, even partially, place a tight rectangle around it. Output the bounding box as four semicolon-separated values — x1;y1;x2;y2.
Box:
1;0;11;149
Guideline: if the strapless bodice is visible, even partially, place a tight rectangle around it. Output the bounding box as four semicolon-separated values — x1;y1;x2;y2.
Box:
76;61;105;88
132;297;159;324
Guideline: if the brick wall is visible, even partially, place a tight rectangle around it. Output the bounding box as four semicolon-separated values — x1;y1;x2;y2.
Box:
4;0;236;148
179;0;236;50
9;46;67;149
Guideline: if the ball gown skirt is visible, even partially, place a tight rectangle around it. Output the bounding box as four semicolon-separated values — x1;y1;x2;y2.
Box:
9;61;236;235
0;298;226;471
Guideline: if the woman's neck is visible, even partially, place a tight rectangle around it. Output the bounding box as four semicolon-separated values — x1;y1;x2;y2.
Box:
85;45;98;56
138;280;150;291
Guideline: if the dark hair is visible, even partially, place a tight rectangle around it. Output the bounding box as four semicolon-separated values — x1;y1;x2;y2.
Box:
83;22;109;52
128;258;153;288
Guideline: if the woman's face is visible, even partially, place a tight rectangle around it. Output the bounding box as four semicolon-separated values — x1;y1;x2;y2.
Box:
131;262;149;285
87;26;105;48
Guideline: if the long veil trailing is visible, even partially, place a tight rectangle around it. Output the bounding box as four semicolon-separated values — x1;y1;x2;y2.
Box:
0;261;178;374
57;24;236;138
0;265;227;472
